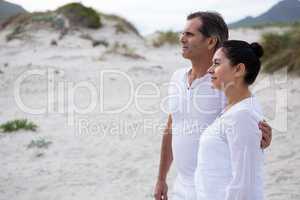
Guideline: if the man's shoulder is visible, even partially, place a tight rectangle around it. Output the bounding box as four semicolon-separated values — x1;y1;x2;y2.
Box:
170;67;189;80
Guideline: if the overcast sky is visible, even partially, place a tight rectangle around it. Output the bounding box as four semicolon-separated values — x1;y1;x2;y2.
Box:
7;0;283;34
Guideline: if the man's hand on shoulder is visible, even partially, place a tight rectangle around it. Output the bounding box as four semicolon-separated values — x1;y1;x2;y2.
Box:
259;120;272;149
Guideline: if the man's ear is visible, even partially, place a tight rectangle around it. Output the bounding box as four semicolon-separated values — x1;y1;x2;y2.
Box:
234;63;246;77
207;37;218;50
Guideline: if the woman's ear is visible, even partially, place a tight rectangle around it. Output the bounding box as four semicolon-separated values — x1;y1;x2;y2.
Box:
234;63;246;77
207;37;218;50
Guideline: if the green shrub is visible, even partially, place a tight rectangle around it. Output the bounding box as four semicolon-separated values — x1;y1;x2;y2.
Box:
27;138;52;149
0;119;37;133
152;30;179;47
57;3;101;29
261;26;300;74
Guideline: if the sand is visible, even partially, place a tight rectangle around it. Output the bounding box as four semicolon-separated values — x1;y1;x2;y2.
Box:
0;25;299;200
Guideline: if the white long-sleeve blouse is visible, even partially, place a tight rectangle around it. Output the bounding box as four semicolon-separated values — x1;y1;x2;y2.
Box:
195;96;264;200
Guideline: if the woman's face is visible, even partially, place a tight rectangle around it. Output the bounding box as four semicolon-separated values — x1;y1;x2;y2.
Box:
208;48;236;90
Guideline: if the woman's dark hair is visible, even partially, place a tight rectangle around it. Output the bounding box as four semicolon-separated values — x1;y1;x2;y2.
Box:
220;40;264;85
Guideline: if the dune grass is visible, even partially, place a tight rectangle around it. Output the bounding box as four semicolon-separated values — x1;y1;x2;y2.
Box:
27;138;52;149
1;13;31;29
5;25;25;41
57;2;101;29
104;42;145;59
80;33;109;47
100;13;141;37
3;12;57;28
1;2;143;41
152;30;179;47
2;3;101;30
261;26;300;74
0;119;37;133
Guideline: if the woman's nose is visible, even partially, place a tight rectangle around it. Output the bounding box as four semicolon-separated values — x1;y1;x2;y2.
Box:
207;65;214;74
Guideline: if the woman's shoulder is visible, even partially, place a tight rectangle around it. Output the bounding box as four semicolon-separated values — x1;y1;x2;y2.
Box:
226;97;263;122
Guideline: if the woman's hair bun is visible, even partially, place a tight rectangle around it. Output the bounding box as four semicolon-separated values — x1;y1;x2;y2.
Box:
250;42;264;58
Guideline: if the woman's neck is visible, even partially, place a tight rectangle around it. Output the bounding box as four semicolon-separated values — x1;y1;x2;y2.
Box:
225;84;251;108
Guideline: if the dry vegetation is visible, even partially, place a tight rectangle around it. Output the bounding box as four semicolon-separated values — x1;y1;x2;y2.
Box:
261;25;300;74
152;30;179;47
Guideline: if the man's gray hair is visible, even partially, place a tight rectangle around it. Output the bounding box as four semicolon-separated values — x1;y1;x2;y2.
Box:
187;11;228;50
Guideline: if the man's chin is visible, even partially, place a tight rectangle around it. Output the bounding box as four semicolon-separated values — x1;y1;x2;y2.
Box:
181;52;190;59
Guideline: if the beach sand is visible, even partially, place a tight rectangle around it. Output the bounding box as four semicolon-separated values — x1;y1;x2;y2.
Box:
0;26;299;200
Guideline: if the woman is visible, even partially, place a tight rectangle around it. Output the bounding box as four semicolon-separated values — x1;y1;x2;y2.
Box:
195;40;265;200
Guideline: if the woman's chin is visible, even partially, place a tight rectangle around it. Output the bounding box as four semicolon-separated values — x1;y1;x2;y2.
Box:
211;82;220;90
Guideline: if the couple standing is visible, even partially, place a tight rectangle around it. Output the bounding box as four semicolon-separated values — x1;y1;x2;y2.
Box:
154;12;272;200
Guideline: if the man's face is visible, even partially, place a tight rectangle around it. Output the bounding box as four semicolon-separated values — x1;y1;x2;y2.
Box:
180;18;209;60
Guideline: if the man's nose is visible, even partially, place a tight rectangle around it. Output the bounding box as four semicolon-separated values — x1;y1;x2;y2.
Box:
179;33;186;43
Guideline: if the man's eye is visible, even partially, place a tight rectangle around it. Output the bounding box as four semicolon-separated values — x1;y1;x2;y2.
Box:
181;32;193;36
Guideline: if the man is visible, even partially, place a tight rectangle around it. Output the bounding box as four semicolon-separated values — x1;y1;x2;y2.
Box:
154;12;272;200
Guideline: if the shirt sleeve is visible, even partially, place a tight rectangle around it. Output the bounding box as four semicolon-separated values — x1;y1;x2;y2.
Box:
224;109;263;200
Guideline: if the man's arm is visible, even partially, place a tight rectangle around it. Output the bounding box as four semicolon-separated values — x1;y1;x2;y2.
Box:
154;114;173;200
259;120;272;149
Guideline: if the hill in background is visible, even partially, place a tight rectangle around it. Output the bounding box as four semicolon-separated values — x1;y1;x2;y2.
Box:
229;0;300;28
0;0;27;24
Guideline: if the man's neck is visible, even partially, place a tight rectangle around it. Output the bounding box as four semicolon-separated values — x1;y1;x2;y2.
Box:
190;56;212;78
187;57;212;87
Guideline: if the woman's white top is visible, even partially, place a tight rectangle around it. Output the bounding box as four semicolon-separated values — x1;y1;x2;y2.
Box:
195;96;264;200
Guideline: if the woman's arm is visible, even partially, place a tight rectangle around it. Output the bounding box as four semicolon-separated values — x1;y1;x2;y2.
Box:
225;110;264;200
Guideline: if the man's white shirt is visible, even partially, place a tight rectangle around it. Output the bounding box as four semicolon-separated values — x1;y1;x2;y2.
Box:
168;68;226;186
